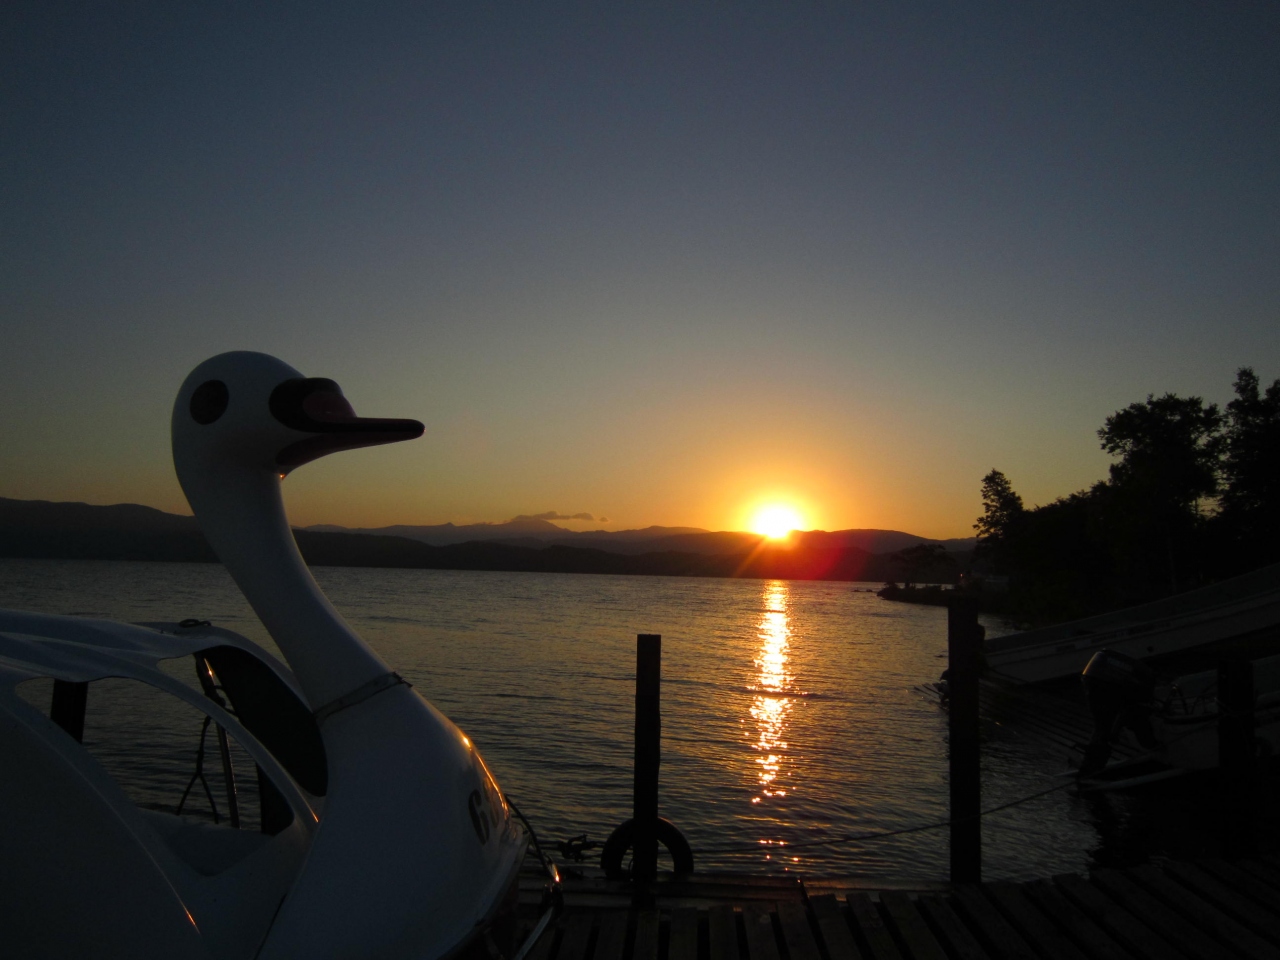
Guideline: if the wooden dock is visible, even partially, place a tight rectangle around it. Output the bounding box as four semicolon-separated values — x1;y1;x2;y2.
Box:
517;857;1280;960
525;625;1280;959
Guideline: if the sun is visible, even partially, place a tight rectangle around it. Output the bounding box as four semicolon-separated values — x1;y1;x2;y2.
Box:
750;505;805;539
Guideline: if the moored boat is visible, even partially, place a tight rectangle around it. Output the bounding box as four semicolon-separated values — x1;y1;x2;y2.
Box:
1073;650;1280;792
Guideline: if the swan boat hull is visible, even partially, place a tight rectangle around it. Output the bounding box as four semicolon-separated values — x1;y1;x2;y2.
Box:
0;614;528;959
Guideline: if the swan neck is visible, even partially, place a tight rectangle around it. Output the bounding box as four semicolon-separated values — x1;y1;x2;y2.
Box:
184;466;388;708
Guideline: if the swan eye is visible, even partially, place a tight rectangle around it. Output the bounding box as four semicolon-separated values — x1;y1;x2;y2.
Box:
190;380;229;424
270;378;354;430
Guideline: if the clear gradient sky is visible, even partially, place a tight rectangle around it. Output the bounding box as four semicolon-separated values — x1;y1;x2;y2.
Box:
3;3;1278;538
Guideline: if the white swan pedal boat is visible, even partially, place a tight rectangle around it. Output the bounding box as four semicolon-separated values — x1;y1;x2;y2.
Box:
0;352;538;959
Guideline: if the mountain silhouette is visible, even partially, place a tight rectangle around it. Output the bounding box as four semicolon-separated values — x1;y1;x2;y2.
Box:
0;498;971;583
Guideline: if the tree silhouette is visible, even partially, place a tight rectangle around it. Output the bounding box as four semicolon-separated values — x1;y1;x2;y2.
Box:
1219;367;1280;570
973;469;1024;573
965;374;1280;625
1097;393;1221;596
1098;393;1221;516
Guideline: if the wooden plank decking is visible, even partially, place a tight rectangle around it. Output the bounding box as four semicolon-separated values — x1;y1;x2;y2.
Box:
517;856;1280;960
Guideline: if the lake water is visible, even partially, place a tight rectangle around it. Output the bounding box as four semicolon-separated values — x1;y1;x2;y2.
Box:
0;558;1226;882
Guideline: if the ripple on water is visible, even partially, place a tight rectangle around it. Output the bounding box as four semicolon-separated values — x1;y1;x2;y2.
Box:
2;558;1124;881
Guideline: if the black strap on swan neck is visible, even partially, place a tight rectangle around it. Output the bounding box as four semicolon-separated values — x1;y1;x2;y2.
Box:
313;671;409;725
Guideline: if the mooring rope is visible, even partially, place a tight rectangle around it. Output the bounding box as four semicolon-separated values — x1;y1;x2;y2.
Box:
505;794;559;879
692;779;1075;855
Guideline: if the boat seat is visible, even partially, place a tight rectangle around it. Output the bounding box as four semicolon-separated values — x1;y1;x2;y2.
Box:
141;807;272;876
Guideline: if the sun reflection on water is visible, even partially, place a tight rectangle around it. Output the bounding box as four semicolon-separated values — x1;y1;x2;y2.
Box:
749;581;793;804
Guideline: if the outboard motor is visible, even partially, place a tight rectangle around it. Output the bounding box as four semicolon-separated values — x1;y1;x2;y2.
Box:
1078;649;1159;777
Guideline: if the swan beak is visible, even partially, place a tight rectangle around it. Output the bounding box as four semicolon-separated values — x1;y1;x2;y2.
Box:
271;378;424;469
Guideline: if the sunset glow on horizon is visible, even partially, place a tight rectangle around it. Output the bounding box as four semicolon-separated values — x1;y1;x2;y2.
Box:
2;6;1276;542
750;505;806;540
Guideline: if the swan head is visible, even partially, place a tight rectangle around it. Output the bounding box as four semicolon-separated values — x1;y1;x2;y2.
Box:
172;351;424;483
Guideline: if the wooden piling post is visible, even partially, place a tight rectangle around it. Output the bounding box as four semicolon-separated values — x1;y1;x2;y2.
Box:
633;634;662;884
1218;657;1255;857
948;597;982;884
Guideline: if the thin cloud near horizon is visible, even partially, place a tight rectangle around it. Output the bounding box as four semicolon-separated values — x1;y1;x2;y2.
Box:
508;511;605;523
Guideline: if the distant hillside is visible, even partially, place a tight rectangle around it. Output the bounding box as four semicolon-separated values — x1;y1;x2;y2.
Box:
0;497;213;562
304;517;579;544
305;518;975;556
303;519;712;547
0;497;967;584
